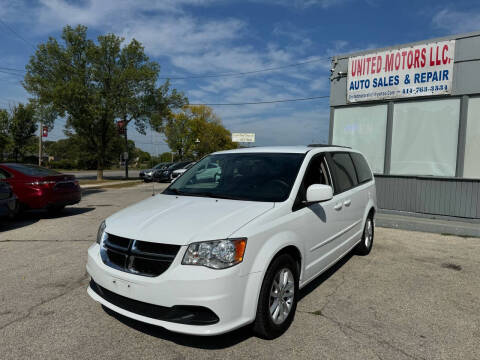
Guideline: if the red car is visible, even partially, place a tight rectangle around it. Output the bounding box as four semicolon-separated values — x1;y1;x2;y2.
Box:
0;163;81;214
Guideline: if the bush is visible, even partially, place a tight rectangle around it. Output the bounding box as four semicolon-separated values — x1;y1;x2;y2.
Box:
49;159;78;170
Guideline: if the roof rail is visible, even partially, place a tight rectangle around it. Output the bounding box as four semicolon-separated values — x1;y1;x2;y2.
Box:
307;144;351;149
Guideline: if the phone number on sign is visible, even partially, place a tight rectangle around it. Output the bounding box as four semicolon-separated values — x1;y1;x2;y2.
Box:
402;84;448;95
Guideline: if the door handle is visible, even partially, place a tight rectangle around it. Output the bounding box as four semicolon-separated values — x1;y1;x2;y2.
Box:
344;199;351;207
334;203;343;211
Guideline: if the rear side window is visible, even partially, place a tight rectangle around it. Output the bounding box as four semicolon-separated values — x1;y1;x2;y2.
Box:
350;153;373;183
3;164;60;177
330;152;358;193
0;168;11;179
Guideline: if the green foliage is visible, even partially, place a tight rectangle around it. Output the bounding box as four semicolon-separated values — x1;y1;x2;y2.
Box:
149;81;189;132
33;102;58;131
24;25;187;179
3;103;37;161
0;109;10;160
164;105;237;160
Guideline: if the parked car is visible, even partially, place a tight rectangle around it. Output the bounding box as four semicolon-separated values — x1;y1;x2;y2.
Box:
140;162;172;182
0;163;81;214
0;178;17;218
153;161;192;182
170;162;196;182
87;146;376;339
194;161;221;183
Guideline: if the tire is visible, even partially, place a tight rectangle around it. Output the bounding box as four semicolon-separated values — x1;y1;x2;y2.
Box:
355;215;374;256
9;201;24;219
253;253;299;339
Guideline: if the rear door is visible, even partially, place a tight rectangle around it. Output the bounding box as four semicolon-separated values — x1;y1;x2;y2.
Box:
327;152;364;250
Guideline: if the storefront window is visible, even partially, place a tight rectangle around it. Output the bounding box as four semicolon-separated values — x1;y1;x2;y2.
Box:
390;99;460;177
464;97;480;179
332;105;387;174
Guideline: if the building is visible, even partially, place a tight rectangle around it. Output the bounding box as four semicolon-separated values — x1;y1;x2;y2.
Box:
329;31;480;220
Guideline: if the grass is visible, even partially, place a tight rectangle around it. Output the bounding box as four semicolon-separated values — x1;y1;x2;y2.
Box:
78;179;123;185
100;181;143;189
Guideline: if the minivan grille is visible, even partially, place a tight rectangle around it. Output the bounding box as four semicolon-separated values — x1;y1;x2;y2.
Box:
100;233;180;277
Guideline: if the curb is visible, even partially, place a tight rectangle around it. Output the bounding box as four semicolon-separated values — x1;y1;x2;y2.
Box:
80;180;141;189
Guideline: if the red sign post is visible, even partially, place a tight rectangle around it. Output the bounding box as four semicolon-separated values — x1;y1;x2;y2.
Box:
42;126;48;137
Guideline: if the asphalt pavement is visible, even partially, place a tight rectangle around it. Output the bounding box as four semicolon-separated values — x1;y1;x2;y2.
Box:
1;183;479;360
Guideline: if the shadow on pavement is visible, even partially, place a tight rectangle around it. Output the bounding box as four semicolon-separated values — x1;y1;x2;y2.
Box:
0;206;95;232
102;306;253;349
81;189;105;197
299;251;354;301
101;251;355;349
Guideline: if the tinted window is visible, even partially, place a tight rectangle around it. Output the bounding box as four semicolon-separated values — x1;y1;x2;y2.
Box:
330;153;358;193
165;153;305;202
351;153;373;183
4;164;60;177
293;155;332;211
0;168;11;179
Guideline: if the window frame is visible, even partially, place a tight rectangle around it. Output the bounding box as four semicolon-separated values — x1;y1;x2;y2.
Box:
0;168;12;179
327;151;364;195
350;152;373;185
292;152;334;212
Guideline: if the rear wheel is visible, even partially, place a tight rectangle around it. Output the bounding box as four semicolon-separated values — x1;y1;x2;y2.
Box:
355;215;374;255
9;201;24;218
253;253;299;339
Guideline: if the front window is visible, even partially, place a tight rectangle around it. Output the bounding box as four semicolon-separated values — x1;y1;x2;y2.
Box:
164;153;305;202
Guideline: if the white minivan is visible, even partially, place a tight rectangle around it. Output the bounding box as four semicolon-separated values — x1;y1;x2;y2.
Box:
87;145;376;339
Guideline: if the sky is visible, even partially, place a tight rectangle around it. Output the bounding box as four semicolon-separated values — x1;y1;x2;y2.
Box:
0;0;479;155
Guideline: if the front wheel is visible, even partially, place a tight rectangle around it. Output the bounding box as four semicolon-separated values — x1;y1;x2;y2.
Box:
253;253;299;339
355;215;374;256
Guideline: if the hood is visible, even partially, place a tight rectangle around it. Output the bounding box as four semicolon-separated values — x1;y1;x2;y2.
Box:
106;194;274;245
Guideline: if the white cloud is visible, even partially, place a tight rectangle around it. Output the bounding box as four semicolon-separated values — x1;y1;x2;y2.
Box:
252;0;347;9
0;0;340;150
432;8;480;34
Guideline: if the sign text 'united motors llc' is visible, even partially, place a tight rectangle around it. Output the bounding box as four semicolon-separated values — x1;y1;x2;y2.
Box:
347;40;455;102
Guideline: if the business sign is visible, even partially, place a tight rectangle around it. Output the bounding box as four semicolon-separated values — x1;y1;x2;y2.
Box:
232;133;255;142
42;126;48;137
347;40;455;103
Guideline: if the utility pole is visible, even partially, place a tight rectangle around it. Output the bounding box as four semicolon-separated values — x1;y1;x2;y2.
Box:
124;122;129;180
38;121;43;166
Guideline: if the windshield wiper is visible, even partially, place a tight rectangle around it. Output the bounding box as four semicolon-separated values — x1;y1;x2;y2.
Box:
165;188;185;195
190;191;244;200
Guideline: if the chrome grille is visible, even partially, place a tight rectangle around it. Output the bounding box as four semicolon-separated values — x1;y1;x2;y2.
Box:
100;233;180;277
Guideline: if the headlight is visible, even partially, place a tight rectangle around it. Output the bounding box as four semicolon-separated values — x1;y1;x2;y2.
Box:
182;238;247;269
96;220;107;244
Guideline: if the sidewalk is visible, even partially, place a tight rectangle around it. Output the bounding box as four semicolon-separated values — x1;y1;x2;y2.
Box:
80;180;141;189
376;211;480;238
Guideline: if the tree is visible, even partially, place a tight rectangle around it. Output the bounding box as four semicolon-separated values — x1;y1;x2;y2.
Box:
164;105;237;160
6;103;37;162
0;109;10;160
24;25;182;180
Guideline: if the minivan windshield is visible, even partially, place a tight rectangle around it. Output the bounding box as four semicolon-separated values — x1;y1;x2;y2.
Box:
164;153;305;202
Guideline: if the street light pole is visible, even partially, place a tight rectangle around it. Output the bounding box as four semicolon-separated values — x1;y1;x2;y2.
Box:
38;121;43;166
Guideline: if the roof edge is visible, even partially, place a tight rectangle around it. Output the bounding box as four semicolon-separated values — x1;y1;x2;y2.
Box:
333;30;480;60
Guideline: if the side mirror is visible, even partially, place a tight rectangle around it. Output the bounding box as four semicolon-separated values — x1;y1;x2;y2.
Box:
305;184;333;204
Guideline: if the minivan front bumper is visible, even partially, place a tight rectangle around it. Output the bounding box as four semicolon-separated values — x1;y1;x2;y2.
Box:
86;243;262;336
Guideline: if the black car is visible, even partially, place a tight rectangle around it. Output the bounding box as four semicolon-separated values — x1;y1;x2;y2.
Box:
153;161;192;182
0;180;17;218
